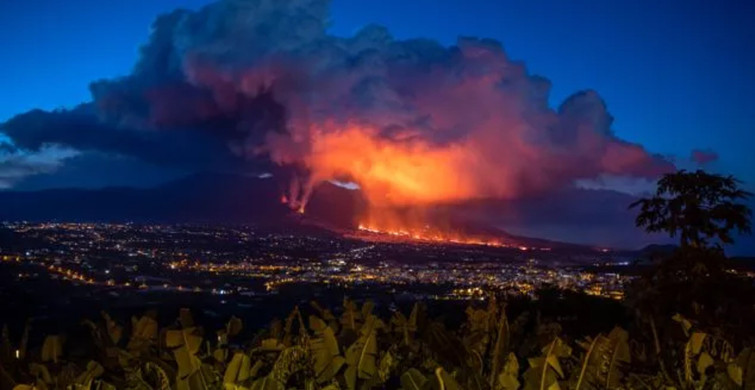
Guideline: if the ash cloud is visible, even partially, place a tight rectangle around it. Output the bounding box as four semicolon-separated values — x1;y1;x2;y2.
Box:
1;0;673;202
1;104;265;173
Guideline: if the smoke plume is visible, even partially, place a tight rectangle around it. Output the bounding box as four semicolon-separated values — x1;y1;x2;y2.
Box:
1;0;673;227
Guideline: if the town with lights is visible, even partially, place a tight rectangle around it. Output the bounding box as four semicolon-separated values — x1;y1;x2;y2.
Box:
0;222;653;327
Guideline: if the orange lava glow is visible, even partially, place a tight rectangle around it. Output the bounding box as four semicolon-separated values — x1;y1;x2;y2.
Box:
306;124;519;207
281;192;306;214
354;206;547;250
357;223;508;247
268;122;520;245
356;223;547;251
276;122;550;247
296;123;524;246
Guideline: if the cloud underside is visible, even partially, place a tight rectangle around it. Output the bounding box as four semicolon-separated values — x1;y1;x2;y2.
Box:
0;145;77;189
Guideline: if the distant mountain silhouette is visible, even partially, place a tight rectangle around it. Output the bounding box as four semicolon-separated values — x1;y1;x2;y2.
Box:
0;173;619;251
304;181;367;229
639;243;678;255
0;173;287;224
0;173;370;228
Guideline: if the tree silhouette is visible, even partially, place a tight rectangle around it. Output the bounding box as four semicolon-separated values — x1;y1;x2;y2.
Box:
630;169;751;248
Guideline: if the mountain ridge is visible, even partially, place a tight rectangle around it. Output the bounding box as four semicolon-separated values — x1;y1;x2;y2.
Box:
0;173;633;251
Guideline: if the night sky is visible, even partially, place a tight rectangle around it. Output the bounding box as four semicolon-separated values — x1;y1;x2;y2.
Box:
1;0;753;252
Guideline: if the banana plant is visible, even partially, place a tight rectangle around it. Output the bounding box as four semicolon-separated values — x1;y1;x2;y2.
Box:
727;347;755;388
672;313;743;389
41;335;63;364
143;361;172;390
309;315;345;384
361;301;375;319
570;327;630;390
165;309;211;390
82;311;125;365
523;337;571;390
250;346;309;390
127;313;158;354
463;306;494;362
489;305;511;388
101;312;123;346
496;353;520;390
391;304;419;347
398;366;462;390
340;299;363;333
427;367;463;390
254;339;285;355
377;349;395;384
214;316;243;364
71;360;105;389
343;315;381;390
311;301;339;334
117;349;175;390
223;352;259;390
281;307;307;347
463;298;503;375
28;363;53;390
165;326;205;390
7;297;755;390
400;368;427;390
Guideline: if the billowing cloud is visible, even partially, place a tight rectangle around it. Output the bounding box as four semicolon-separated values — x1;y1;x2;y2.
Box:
0;142;16;154
0;145;77;189
0;0;674;227
1;105;259;172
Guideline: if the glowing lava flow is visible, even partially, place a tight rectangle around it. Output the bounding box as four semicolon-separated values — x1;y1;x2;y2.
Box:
356;224;544;251
280;194;305;214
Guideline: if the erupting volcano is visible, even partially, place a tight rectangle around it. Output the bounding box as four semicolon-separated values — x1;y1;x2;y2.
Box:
0;0;676;249
243;14;672;244
268;104;670;247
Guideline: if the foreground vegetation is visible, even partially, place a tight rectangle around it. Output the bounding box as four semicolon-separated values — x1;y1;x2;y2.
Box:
0;293;752;390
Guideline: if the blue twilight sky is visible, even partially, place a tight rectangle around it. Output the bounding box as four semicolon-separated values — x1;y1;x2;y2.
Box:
0;0;754;185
